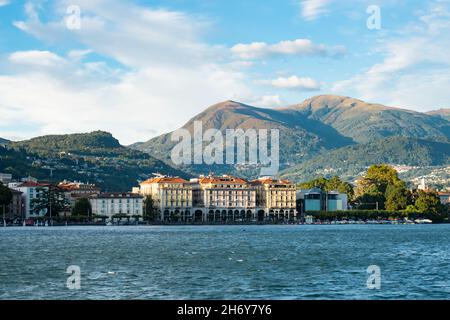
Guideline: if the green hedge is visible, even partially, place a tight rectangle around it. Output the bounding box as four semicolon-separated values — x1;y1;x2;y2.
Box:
306;210;449;222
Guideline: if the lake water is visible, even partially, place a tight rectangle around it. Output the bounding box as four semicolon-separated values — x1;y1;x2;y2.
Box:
1;224;449;300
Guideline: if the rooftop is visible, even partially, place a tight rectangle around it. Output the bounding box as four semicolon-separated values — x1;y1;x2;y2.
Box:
140;176;188;185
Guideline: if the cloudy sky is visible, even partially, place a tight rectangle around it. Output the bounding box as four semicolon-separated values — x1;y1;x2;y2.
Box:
1;0;450;144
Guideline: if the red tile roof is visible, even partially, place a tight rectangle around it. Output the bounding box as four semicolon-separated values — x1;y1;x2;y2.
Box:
140;177;188;185
199;176;248;185
18;181;50;188
251;178;292;185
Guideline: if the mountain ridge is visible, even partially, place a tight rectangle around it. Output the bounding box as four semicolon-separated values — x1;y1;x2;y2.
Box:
131;95;450;179
280;136;450;183
2;131;189;191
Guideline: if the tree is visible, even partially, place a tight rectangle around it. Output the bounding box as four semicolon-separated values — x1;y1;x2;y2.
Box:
0;183;13;206
298;176;355;201
326;176;355;201
72;198;92;217
143;195;157;221
30;187;70;217
385;182;411;211
298;177;328;190
0;183;13;220
414;191;442;214
356;164;401;210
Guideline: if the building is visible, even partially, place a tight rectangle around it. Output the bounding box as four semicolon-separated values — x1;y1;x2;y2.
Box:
134;174;298;223
297;188;348;213
139;176;192;221
6;189;24;220
89;192;143;219
58;180;101;197
58;180;101;215
326;191;348;211
192;175;256;222
438;192;450;206
418;178;427;191
251;177;296;221
11;181;50;218
0;173;12;184
298;188;324;212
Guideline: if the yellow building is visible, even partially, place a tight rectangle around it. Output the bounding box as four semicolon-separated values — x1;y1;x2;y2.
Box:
139;177;192;221
251;178;296;221
191;175;256;222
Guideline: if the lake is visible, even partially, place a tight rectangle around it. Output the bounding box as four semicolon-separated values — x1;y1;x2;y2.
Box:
1;224;449;299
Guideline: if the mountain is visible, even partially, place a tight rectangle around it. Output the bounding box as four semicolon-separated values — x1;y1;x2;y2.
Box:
2;131;189;191
132;100;355;177
287;95;450;144
10;131;143;158
0;138;9;146
280;137;450;183
132;96;450;178
427;108;450;121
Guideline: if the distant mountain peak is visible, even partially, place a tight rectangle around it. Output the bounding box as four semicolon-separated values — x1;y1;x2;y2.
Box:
204;100;252;112
427;108;450;121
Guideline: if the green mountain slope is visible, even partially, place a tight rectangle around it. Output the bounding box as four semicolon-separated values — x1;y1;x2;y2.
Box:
10;131;144;158
2;131;189;191
280;137;450;183
287;95;450;144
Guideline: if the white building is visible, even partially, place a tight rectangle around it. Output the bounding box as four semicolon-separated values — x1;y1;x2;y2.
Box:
10;181;50;218
0;173;12;184
89;192;143;220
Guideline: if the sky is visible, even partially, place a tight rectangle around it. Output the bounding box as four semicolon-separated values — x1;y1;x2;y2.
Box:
0;0;450;144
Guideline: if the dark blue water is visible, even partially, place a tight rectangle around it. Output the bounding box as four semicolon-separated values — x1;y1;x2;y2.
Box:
1;225;449;299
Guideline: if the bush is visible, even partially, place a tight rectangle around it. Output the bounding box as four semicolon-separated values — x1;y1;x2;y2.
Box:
306;210;447;222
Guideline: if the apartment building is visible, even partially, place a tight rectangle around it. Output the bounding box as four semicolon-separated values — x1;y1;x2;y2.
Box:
139;176;192;221
11;181;50;218
191;175;256;222
89;192;143;219
135;175;298;222
251;177;296;221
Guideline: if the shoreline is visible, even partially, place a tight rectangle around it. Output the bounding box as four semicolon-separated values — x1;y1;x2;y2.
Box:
1;221;445;227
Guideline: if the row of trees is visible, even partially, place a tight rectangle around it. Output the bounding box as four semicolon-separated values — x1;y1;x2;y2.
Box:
299;164;446;215
355;164;444;214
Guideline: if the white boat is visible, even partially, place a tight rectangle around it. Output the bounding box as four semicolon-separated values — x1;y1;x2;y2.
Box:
414;219;433;224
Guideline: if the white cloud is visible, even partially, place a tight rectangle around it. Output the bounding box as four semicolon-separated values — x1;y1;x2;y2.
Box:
1;0;257;144
236;94;285;108
9;50;66;67
301;0;331;21
332;1;450;111
260;75;322;91
0;0;9;7
231;39;345;59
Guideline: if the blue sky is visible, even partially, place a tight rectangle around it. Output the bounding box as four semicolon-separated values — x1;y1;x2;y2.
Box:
1;0;450;144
